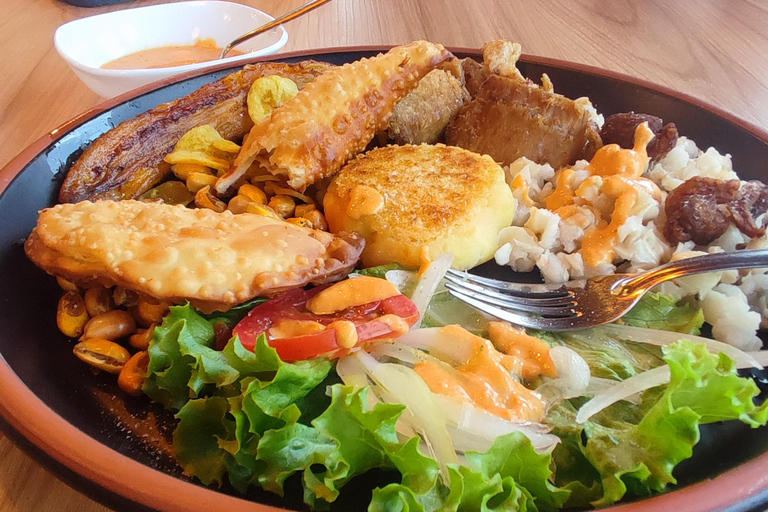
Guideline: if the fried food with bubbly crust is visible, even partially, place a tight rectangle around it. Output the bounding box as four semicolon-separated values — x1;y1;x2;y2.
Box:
216;41;453;194
387;69;470;144
59;61;334;203
323;144;516;270
25;200;364;312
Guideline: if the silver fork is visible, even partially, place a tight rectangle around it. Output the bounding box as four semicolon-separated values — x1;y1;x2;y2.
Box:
444;249;768;331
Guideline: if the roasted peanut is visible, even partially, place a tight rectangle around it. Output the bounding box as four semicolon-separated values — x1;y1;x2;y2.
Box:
56;276;79;293
57;292;89;338
186;172;218;193
82;310;136;341
227;194;252;214
73;338;131;374
113;286;138;308
137;296;170;326
118;351;150;396
129;324;156;350
269;194;296;218
238;183;267;204
294;204;317;218
84;286;113;317
195;186;227;212
245;203;281;219
285;217;313;228
302;209;328;231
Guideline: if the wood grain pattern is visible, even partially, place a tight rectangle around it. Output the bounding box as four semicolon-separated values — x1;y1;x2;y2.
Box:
1;0;767;510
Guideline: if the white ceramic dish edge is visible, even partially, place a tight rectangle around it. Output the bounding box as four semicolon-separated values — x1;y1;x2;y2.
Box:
54;1;288;98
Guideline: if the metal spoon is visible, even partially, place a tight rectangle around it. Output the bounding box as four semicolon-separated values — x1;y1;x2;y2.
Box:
220;0;334;59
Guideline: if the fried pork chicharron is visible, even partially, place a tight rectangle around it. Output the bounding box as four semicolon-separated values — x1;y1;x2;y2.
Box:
59;61;335;203
216;41;453;193
25;200;364;312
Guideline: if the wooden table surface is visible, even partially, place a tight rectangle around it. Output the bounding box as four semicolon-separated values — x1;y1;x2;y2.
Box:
1;0;767;510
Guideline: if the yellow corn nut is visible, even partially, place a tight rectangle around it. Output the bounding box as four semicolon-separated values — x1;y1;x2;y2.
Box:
57;291;89;338
245;203;281;219
302;209;328;231
118;351;150;396
238;184;267;204
285;217;313;229
73;338;131;374
84;286;113;317
294;204;317;218
269;194;296;218
194;185;227;212
172;163;211;180
328;320;358;349
227;194;252;214
82;310;136;341
137;296;170;326
113;286;138;308
129;324;156;350
186;172;218;193
56;276;79;293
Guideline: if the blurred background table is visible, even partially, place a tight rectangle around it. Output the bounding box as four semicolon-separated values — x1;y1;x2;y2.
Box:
1;0;767;510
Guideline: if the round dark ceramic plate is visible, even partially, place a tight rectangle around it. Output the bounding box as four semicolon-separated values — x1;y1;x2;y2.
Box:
0;47;767;512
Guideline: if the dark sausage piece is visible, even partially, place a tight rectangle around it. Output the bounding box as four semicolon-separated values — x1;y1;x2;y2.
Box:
664;177;768;245
600;112;678;160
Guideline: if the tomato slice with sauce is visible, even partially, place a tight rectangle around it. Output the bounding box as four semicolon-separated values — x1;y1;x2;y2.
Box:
233;280;419;362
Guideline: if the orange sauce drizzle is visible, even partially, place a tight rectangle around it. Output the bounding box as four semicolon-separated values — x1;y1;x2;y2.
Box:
306;276;400;315
345;184;385;219
413;325;547;422
487;321;557;381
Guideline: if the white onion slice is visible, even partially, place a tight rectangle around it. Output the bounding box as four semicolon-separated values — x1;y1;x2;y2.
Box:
600;324;762;370
394;327;474;365
385;269;416;292
410;253;454;325
575;365;671;424
549;346;591;399
747;351;768;366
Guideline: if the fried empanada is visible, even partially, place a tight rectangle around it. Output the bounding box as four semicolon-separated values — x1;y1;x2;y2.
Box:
216;41;453;193
25;201;364;312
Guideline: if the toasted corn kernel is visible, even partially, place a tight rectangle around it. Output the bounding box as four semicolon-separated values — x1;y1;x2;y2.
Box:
328;320;358;349
172;163;210;180
227;194;252;214
73;338;131;374
238;183;267;204
129;324;156;350
82;310;136;341
302;210;328;231
57;292;89;338
294;204;317;218
245;203;281;219
137;296;170;326
269;194;296;218
195;185;227;212
186;172;218;193
84;286;113;317
263;181;281;197
113;286;138;308
118;351;150;396
56;276;79;293
285;217;313;228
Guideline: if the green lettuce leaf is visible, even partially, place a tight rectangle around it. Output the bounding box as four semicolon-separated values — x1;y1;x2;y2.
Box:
621;292;705;335
354;263;407;279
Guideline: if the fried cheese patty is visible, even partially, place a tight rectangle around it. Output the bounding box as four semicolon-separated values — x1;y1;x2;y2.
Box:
324;144;516;270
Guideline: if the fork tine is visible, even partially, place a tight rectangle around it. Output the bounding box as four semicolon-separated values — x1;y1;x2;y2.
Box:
443;275;575;305
444;281;577;316
445;269;575;298
447;289;581;331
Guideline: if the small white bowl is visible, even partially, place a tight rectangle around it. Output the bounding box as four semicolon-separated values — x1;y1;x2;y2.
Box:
54;1;288;98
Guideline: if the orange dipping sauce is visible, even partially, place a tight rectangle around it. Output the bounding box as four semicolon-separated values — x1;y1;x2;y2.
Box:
102;39;245;70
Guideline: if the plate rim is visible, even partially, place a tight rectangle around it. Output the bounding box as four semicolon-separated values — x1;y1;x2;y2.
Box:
1;45;767;512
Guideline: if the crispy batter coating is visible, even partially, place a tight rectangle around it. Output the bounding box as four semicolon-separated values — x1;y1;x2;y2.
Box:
59;61;334;203
25;200;364;312
217;41;453;193
387;69;470;144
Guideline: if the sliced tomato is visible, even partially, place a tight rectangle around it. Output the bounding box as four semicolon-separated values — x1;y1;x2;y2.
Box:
232;283;420;362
